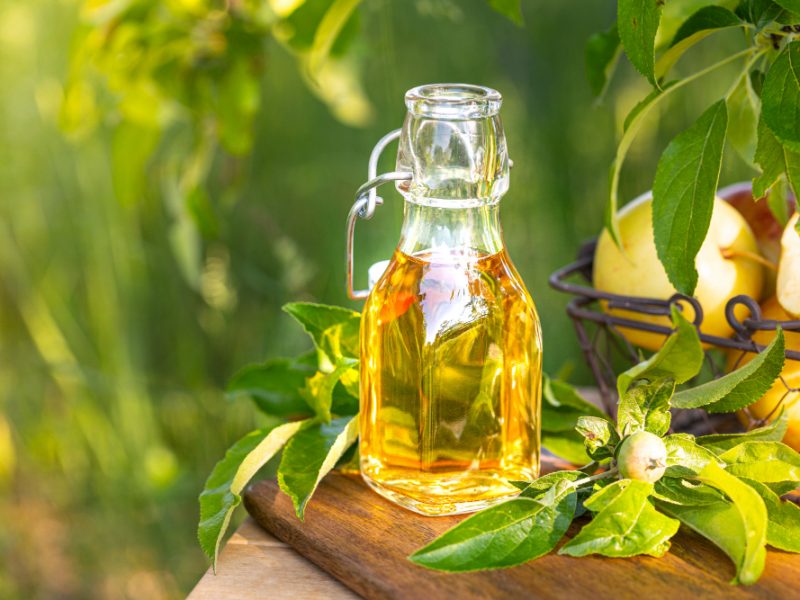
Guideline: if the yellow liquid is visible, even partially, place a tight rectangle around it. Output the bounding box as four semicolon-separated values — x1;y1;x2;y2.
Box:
360;248;542;515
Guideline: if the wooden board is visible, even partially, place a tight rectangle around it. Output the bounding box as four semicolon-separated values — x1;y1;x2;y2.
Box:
244;467;800;600
188;517;358;600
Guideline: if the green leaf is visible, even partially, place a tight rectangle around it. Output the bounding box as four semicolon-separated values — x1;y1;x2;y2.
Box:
576;415;620;460
517;470;584;499
618;0;663;86
767;480;800;495
742;478;800;552
543;431;591;465
670;6;741;47
656;0;712;43
655;35;705;82
607;81;678;245
655;476;727;506
655;5;745;79
409;480;576;572
768;176;792;226
751;68;766;97
665;463;772;584
656;2;744;80
691;461;767;585
697;413;789;453
283;302;361;369
277;416;358;519
565;477;614;519
308;0;363;75
735;0;785;29
579;476;627;509
486;0;524;25
301;358;359;422
544;377;607;416
762;42;800;151
753;117;800;206
658;497;759;583
542;380;606;469
331;380;359;417
226;357;315;418
560;479;680;558
585;23;621;97
773;0;800;17
663;433;720;477
542;406;586;433
198;421;307;568
672;330;785;412
652;99;728;295
542;376;607;433
617;378;675;437
727;72;760;165
617;305;704;398
720;441;800;483
623;84;671;132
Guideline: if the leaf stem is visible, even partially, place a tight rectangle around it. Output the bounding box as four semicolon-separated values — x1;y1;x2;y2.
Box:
724;49;768;99
607;46;757;244
572;466;619;488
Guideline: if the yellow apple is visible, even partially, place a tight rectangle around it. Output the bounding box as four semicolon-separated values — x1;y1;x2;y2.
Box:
729;297;800;451
778;213;800;318
720;182;794;297
593;192;765;351
720;182;793;268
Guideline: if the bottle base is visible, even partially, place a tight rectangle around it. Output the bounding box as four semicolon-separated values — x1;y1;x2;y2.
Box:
360;467;532;516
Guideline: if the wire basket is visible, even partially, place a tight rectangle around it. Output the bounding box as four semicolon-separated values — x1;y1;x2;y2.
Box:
549;238;800;437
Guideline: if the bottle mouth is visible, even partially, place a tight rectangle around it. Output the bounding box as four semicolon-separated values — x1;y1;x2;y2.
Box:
405;84;502;120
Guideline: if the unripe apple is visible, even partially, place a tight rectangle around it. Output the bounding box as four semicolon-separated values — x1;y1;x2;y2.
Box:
593;192;765;351
617;431;667;483
729;296;800;451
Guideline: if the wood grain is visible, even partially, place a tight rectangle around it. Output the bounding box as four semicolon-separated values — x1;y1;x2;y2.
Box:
244;467;800;600
188;518;358;600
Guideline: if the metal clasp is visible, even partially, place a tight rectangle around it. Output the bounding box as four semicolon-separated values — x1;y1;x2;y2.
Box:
346;129;412;300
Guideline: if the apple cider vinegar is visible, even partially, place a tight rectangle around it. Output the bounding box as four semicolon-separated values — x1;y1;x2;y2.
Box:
351;84;543;515
360;248;541;515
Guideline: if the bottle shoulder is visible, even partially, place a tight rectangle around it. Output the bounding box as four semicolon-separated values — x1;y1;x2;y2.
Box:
362;249;539;324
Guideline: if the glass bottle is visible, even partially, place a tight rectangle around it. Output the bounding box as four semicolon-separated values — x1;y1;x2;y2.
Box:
357;84;542;516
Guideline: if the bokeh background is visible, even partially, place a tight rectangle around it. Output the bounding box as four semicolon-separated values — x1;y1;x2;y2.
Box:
0;0;752;597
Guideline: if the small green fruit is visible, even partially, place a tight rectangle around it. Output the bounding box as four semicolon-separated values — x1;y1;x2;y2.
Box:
617;431;667;483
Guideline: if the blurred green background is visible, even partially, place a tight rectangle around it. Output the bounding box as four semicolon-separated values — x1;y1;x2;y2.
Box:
0;0;752;597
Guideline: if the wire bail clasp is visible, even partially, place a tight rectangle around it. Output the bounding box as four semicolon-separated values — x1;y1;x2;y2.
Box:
346;129;412;300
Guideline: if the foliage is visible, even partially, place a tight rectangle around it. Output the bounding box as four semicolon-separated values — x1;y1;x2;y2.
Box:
590;0;800;294
61;0;376;290
199;301;800;585
198;420;307;568
410;307;800;585
198;302;361;568
411;482;577;571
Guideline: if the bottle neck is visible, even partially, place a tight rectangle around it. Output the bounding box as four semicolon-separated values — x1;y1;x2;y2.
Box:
397;201;504;258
